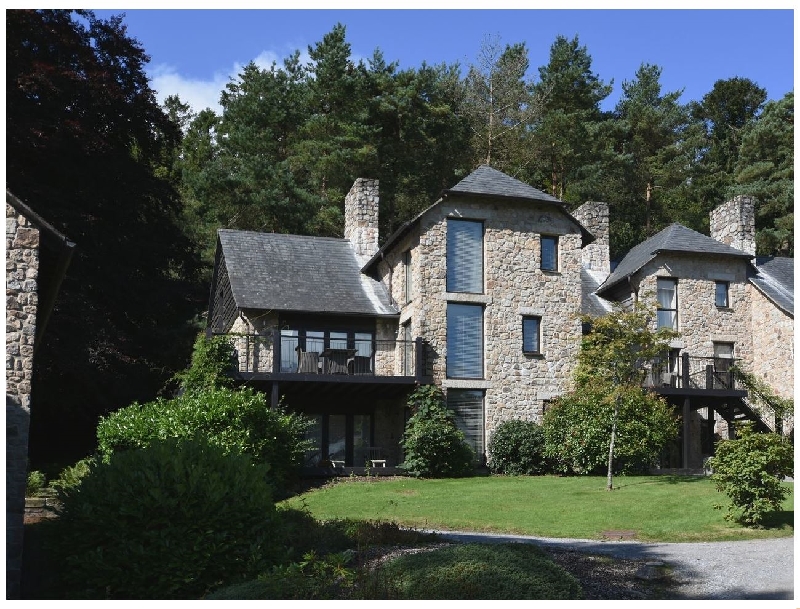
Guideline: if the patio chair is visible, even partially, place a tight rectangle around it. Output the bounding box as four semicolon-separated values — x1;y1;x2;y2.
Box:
365;446;386;468
296;350;320;374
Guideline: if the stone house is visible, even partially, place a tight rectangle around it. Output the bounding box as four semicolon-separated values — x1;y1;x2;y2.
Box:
6;190;75;599
206;166;792;471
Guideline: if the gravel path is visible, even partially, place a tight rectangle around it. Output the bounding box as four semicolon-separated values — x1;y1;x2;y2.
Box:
429;530;794;600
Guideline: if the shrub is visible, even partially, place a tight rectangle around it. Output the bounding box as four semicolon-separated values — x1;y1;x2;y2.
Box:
49;457;96;496
26;470;47;496
378;543;582;599
96;387;310;497
400;386;474;478
707;423;794;527
173;333;236;394
488;419;547;475
48;439;282;599
542;385;678;475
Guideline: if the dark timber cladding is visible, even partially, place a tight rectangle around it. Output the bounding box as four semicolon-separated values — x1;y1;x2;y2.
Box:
213;229;397;318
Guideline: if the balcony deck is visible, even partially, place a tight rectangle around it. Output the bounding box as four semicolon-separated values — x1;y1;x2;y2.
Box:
643;354;747;401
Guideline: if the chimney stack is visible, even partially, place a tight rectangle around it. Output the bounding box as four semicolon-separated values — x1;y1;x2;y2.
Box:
709;195;756;256
344;178;379;265
572;201;610;275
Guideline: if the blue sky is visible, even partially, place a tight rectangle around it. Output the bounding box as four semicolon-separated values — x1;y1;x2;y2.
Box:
89;7;795;115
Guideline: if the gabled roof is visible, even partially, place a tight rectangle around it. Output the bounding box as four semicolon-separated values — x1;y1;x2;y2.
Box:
443;164;564;202
363;165;592;274
750;256;794;317
596;223;753;297
581;267;614;317
217;229;397;317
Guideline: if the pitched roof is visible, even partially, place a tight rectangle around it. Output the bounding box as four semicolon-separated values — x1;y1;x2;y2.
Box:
217;229;397;316
443;164;564;203
596;223;753;296
363;165;592;274
582;267;614;316
750;256;794;317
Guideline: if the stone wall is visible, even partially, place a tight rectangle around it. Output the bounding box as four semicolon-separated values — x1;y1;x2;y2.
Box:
343;178;379;265
709;195;756;256
6;202;40;599
379;199;584;454
748;284;793;400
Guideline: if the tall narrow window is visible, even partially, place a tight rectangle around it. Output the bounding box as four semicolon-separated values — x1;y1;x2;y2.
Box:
447;303;483;379
541;236;558;271
715;281;729;308
713;342;734;371
522;316;541;354
401;322;413;376
403;250;412;303
657;278;678;330
447;389;485;463
446;219;483;293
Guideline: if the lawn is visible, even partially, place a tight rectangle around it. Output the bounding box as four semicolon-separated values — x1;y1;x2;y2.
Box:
282;475;794;543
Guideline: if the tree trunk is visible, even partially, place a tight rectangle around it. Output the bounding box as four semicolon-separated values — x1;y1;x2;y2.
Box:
606;394;620;491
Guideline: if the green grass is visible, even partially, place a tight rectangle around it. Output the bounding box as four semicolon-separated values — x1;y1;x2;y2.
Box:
282;475;794;542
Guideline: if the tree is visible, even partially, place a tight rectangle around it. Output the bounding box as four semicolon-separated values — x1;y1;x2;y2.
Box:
6;9;203;462
543;304;679;486
461;35;546;173
529;35;612;200
731;92;794;256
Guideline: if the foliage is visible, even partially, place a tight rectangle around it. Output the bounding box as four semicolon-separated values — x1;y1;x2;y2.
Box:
543;385;678;475
399;386;475;478
26;470;47;497
173;333;236;393
731;365;794;422
47;439;282;599
379;543;582;600
49;457;96;496
707;424;794;527
95;387;311;497
487;419;548;475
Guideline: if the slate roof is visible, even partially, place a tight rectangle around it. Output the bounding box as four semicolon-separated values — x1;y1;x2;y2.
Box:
363;165;592;274
596;223;753;297
750;256;794;317
217;229;398;316
443;164;564;203
581;267;614;316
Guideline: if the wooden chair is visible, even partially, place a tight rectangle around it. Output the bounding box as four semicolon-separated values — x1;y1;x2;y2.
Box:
365;446;386;468
296;350;320;374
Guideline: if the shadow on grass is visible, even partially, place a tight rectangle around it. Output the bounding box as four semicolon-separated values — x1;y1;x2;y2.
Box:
616;475;709;488
757;509;793;530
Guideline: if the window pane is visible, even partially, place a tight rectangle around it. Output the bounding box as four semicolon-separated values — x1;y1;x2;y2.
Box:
447;303;483;378
523;317;540;353
447;389;484;462
329;331;347;350
328;415;347;464
657;310;677;330
447;219;483;293
280;330;298;372
657;279;676;309
352;415;371;467
306;331;324;354
404;250;412;302
715;282;728;307
354;332;372;357
304;415;323;466
541;236;557;271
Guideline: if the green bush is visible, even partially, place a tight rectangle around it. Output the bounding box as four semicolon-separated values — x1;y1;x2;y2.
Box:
173;333;236;394
49;457;96;496
96;387;310;496
707;423;794;527
542;385;678;475
400;386;474;478
26;470;47;496
48;439;282;599
379;543;582;599
488;419;547;475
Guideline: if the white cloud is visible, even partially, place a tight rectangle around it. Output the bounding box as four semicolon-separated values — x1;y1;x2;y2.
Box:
149;49;314;116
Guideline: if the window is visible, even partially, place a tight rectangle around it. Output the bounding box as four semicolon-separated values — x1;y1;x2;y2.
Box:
446;219;483;293
715;281;729;308
401;322;413;375
447;303;483;378
656;278;678;330
403;250;412;303
522;316;541;354
713;342;734;372
447;389;484;463
541;236;558;271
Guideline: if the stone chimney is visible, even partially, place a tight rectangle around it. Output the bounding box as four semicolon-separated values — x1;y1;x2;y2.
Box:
709;195;756;256
572;201;610;275
344;178;379;264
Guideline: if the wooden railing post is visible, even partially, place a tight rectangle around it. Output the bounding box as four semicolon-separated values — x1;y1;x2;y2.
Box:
681;352;690;389
272;328;281;374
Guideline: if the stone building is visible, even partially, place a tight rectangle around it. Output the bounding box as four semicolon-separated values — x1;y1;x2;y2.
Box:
206;166;793;471
6;191;74;599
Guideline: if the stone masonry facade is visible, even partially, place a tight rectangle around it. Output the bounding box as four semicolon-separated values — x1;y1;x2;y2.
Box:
6;202;40;599
710;195;756;256
377;197;584;442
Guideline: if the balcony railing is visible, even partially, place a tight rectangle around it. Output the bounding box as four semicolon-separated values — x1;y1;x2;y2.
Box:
213;330;426;381
643;353;739;391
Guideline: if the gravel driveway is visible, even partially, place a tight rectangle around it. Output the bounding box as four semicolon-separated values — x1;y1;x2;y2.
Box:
430;530;794;600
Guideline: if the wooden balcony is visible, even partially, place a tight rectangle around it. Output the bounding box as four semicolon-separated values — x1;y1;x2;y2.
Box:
643;353;747;399
213;330;431;387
